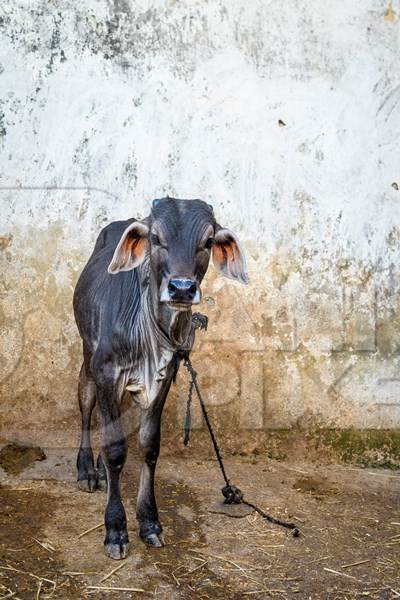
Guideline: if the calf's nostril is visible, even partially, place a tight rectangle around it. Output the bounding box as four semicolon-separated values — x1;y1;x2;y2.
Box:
168;281;177;294
188;283;197;298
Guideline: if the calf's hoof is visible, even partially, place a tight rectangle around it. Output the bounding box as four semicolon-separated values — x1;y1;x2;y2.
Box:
77;474;97;493
139;520;165;547
105;541;130;560
96;476;108;492
104;530;130;560
143;532;165;547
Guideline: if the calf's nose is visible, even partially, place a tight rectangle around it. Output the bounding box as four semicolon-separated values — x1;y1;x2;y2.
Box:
168;278;198;303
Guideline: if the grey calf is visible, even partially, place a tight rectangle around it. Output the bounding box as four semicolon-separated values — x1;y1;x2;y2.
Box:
73;197;248;559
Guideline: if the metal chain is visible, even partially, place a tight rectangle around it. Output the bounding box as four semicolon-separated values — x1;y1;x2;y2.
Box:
181;353;300;538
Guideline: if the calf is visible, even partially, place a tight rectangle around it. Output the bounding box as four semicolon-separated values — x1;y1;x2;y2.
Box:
73;197;248;559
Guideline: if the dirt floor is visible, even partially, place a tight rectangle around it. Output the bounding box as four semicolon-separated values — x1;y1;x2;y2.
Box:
0;447;399;600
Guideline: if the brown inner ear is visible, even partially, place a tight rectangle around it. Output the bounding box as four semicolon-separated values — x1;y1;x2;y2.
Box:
212;227;248;283
214;238;237;270
110;231;148;272
108;221;149;274
213;243;225;269
227;239;238;265
125;235;147;262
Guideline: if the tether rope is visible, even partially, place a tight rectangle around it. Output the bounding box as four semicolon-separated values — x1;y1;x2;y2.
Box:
179;350;300;538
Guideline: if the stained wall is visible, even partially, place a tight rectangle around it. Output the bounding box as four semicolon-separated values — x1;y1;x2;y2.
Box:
1;1;399;447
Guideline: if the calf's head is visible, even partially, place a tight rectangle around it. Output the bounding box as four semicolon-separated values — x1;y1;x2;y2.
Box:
108;197;248;310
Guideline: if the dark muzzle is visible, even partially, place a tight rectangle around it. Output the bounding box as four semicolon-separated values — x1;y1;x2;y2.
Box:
168;278;198;303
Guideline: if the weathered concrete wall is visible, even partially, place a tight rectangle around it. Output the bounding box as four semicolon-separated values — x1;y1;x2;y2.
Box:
1;0;400;447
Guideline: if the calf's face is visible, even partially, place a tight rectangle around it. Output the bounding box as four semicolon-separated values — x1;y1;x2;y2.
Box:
108;197;248;309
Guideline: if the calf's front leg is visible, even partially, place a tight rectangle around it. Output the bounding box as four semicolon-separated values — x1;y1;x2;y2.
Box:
136;394;168;547
96;370;129;559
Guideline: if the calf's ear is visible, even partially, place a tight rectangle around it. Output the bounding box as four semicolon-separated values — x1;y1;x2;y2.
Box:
212;227;249;284
108;221;149;274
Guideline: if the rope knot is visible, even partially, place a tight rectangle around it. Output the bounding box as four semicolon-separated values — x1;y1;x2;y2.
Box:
222;484;244;504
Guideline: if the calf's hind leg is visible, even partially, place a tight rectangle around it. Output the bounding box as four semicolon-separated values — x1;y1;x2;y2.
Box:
77;363;97;492
96;452;108;492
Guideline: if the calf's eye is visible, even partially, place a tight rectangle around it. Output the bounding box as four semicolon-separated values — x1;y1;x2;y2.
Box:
151;234;161;246
204;237;214;250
